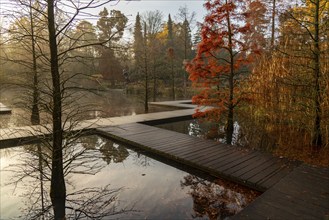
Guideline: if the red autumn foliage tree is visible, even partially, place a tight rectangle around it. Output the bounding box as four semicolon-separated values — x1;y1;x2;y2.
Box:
186;0;258;145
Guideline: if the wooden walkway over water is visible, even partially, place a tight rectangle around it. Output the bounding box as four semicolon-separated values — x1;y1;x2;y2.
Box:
96;122;298;192
233;164;329;219
0;104;196;148
0;100;328;219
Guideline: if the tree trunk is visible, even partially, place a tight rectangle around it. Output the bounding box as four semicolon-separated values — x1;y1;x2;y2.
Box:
152;59;157;102
171;58;175;100
29;0;40;126
37;143;45;219
144;59;149;113
183;32;187;98
312;0;322;148
270;0;276;49
144;24;149;113
226;4;234;145
47;0;66;218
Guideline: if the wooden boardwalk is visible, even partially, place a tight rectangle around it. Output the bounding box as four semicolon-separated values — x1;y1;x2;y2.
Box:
0;107;195;148
96;122;298;192
232;164;329;219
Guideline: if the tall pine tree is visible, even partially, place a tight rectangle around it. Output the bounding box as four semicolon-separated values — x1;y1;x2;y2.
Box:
133;13;144;73
167;14;175;100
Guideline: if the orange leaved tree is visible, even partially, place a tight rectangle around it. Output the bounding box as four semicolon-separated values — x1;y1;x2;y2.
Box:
186;0;257;145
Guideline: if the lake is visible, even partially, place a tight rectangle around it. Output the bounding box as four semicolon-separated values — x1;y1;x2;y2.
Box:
0;135;259;219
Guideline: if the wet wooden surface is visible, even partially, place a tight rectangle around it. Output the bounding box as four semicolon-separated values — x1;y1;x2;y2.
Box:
96;122;298;192
232;164;329;220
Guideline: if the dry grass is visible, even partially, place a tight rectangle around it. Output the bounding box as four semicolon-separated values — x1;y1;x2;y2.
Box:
274;145;329;167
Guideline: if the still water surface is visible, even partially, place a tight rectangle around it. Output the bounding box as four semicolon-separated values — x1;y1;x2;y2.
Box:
0;136;258;219
0;89;178;128
156;119;241;145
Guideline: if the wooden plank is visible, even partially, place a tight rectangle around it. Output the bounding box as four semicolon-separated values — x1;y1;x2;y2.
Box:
207;149;253;168
161;138;210;154
135;134;196;150
240;159;282;184
137;135;193;148
174;142;226;158
218;151;262;172
177;143;232;163
105;126;159;137
126;131;180;143
231;156;275;178
173;140;223;159
257;164;295;189
177;144;231;167
189;146;237;166
246;161;283;182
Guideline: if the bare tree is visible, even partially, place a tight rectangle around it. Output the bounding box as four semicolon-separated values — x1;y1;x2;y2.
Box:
279;0;327;149
3;136;131;219
175;5;195;97
142;10;163;102
1;0;128;218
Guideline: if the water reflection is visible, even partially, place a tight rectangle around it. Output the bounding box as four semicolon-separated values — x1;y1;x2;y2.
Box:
1;137;129;219
1;136;258;219
181;175;260;220
157;119;243;146
99;142;129;164
0;89;177;128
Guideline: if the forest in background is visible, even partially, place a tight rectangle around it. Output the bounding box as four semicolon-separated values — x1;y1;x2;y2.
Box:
0;0;328;165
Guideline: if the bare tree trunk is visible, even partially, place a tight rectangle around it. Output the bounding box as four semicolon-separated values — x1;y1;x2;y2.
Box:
29;0;40;125
270;0;276;49
29;2;44;216
226;6;234;145
312;0;323;148
144;60;149;113
144;23;149;113
152;58;157;102
47;0;66;218
37;143;45;219
171;57;175;100
183;34;187;98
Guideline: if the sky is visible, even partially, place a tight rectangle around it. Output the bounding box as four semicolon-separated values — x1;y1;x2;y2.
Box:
105;0;207;22
84;0;208;41
0;0;207;24
0;0;207;41
98;0;207;31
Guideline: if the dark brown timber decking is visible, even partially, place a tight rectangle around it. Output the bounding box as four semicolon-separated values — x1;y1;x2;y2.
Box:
96;122;299;192
232;164;329;220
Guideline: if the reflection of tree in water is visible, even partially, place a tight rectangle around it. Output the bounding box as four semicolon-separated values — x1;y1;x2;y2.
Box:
132;151;154;167
181;175;260;220
65;185;127;219
99;141;130;164
3;136;131;219
188;119;226;141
